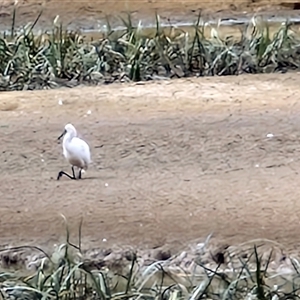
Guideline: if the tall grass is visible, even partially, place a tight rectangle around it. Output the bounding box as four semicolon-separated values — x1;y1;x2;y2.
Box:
0;9;299;90
0;217;300;299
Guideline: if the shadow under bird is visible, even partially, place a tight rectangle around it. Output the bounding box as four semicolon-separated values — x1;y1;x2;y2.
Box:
57;123;91;180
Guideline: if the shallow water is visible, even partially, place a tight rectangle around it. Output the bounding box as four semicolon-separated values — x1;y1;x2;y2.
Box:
3;6;300;42
80;20;300;42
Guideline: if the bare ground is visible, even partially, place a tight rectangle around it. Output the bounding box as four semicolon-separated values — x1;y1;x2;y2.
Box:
0;73;300;253
1;0;300;31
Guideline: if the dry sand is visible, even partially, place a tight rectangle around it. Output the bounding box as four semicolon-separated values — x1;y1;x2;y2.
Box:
1;73;300;253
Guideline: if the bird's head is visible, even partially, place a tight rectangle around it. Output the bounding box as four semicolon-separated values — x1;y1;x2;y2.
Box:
58;123;77;140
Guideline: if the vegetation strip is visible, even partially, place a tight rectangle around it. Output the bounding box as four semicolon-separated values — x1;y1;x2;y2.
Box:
0;217;298;299
0;7;299;91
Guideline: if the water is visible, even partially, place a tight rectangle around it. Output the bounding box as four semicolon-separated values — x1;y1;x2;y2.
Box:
3;12;300;41
80;17;300;42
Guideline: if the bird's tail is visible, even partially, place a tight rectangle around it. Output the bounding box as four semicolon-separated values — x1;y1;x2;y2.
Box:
84;159;93;171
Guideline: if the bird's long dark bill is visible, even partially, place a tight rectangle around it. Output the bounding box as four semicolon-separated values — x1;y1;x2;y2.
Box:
58;129;67;140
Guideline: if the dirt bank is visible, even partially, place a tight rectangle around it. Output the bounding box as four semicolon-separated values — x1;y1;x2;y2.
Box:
0;0;300;31
0;73;300;252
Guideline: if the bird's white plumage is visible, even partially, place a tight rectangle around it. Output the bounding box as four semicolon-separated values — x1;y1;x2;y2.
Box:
61;123;91;171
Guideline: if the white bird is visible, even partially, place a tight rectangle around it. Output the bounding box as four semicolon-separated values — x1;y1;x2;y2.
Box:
57;123;91;180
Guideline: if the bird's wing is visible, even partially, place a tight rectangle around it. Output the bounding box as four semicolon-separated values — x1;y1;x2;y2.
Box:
70;137;91;162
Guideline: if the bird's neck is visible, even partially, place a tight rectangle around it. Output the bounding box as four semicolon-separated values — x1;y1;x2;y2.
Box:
63;132;74;144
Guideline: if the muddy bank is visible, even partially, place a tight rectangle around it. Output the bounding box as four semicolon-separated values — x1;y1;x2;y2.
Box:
0;74;300;252
0;0;300;31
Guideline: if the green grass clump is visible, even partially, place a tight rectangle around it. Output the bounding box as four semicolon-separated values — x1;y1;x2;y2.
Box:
0;217;300;300
0;8;300;91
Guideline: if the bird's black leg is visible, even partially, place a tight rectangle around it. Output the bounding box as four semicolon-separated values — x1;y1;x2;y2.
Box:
57;166;77;181
57;170;76;180
72;166;76;179
78;169;82;179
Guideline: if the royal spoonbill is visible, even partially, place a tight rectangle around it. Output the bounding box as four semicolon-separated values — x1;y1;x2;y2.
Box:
57;123;91;180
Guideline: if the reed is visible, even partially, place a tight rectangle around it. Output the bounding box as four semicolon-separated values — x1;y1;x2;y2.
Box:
0;220;299;300
0;9;299;90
